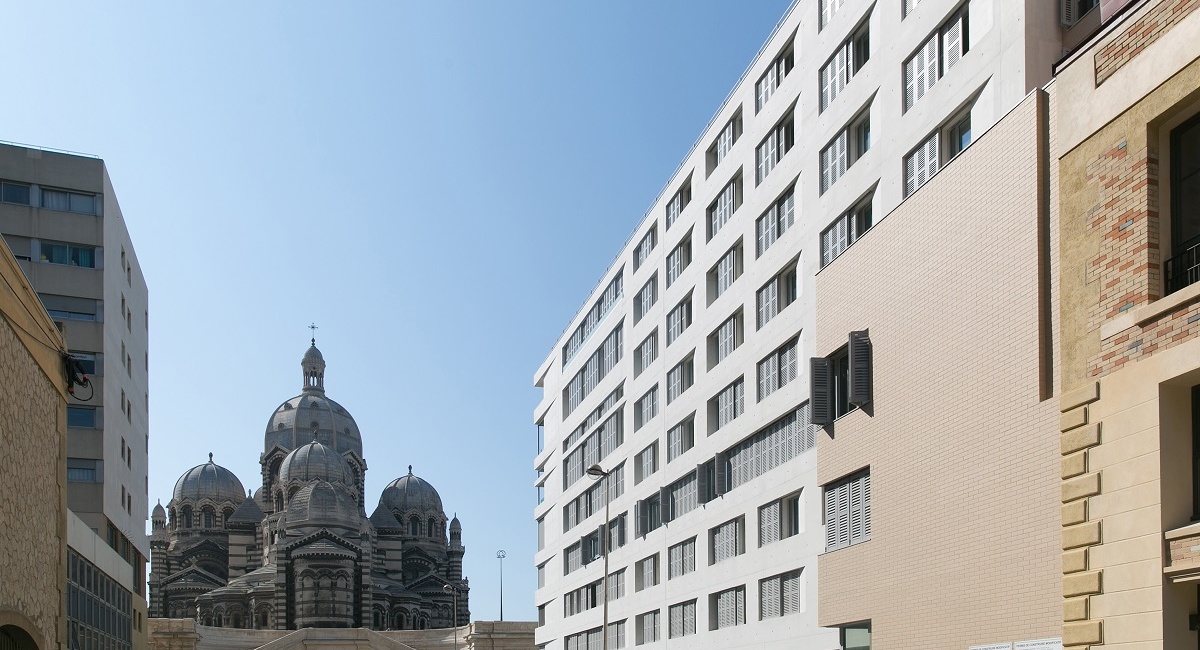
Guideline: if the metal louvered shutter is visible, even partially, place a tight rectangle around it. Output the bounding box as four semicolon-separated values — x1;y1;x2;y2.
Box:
861;472;872;539
782;570;802;614
781;340;798;385
761;500;781;545
904;53;917;111
848;330;872;407
714;451;729;495
811;357;832;425
921;35;938;100
659;486;672;524
758;353;778;399
761;575;781;618
942;11;964;70
824;484;838;549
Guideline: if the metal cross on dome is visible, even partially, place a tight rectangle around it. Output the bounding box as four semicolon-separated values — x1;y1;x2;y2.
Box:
308;322;318;345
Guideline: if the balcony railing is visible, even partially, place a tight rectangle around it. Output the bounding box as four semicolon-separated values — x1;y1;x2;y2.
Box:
1165;240;1200;295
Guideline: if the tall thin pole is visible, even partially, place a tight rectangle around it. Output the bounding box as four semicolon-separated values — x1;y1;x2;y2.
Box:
497;550;507;622
601;473;610;650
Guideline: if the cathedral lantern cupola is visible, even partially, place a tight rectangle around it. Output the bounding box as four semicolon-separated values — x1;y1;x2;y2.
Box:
302;339;326;393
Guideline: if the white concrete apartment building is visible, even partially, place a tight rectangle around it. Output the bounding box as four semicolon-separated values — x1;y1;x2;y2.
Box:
532;1;1078;648
0;142;151;648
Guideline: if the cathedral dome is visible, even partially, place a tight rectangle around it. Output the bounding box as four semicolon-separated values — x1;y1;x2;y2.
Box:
279;440;352;487
263;343;363;459
378;467;444;515
172;454;245;504
286;481;360;527
152;501;166;519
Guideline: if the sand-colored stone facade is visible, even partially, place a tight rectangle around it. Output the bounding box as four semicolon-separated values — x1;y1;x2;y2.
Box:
0;235;69;649
1056;0;1200;645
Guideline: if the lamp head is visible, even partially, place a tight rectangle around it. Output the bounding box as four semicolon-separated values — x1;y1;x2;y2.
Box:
586;464;607;479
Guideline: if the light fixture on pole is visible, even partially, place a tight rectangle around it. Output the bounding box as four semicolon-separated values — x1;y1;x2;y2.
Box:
442;584;459;650
497;549;507;622
586;463;610;650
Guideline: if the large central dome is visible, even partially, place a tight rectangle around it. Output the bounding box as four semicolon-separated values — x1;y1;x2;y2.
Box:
263;342;364;458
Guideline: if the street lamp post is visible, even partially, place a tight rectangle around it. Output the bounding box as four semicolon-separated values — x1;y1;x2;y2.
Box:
497;550;507;622
586;464;610;650
442;584;459;650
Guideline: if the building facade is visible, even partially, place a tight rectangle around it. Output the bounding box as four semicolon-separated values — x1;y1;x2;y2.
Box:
1055;0;1200;646
149;342;470;632
0;142;150;650
0;220;68;650
531;1;1127;649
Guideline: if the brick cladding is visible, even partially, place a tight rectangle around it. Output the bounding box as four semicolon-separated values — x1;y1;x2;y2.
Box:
1095;0;1199;86
0;313;65;647
813;93;1061;648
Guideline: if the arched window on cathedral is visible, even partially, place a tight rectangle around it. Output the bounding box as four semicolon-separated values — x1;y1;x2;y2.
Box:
202;507;215;528
427;518;436;537
181;506;193;528
409;516;420;536
223;508;234;526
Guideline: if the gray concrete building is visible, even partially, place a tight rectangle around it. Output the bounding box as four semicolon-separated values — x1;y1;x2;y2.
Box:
0;141;150;650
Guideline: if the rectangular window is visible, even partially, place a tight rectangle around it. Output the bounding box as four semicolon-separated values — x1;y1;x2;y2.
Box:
666;417;695;463
562;274;623;366
1169;114;1200;294
635;555;659;591
757;337;799;401
666;296;692;346
710;586;745;630
759;569;804;619
39;241;97;268
66;458;101;483
635;610;659;645
0;181;31;205
755;186;796;257
607;569;626;603
759;491;802;546
634;386;659;431
666;356;694;404
562;324;623;417
709;377;745;433
665;181;692;230
39;293;100;322
665;236;691;287
905;129;940;197
42;188;97;215
634;330;658;377
707;112;742;175
67;406;97;428
633;275;657;324
824;470;871;551
667;537;696;579
707;175;742;240
708;243;743;304
820;191;874;267
668;600;697;639
633;227;656;272
710;517;745;564
608;620;626;649
756;263;798;329
820;131;848;195
819;19;869;111
755;41;794;112
635;443;657;485
707;311;743;369
904;5;968;111
537;517;544;550
69;351;98;376
819;0;846;29
944;109;972;160
726;404;817;489
841;622;872;650
755;113;794;185
537;563;546;588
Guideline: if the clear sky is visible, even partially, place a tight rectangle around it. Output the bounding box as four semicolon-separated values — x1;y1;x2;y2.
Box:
0;1;794;622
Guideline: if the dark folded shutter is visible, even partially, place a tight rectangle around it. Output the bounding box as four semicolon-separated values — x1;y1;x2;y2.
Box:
581;533;592;565
597;523;607;557
697;461;711;503
635;500;647;537
811;357;832;425
848;330;872;407
714;452;729;496
659;486;672;524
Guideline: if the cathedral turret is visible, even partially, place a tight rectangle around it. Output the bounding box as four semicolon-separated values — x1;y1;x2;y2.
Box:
302;339;325;392
448;514;464;583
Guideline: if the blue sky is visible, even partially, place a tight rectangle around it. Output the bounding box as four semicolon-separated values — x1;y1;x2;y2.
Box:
0;1;793;621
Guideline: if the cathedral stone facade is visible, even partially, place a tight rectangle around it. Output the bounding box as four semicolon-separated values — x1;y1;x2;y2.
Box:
148;342;468;631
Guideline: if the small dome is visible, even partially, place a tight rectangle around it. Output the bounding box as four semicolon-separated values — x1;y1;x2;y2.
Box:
302;344;325;368
173;455;245;505
279;440;352;487
287;481;359;527
378;467;444;516
449;515;461;531
152;500;167;519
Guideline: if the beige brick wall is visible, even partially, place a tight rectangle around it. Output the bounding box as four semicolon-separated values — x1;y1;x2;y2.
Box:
1095;0;1199;85
0;241;68;650
813;92;1062;647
